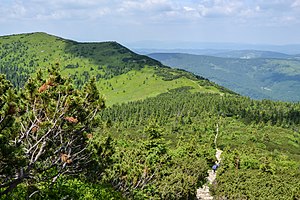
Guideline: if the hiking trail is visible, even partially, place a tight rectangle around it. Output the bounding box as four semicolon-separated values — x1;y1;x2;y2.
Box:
196;123;222;200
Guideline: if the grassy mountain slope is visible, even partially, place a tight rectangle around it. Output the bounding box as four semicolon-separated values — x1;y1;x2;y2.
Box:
97;67;223;105
149;53;300;101
0;32;231;106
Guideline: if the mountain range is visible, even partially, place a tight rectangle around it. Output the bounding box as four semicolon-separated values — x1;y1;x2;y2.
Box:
128;41;300;54
148;52;300;101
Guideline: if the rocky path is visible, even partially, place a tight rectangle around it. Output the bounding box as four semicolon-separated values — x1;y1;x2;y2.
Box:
196;124;222;200
196;149;222;199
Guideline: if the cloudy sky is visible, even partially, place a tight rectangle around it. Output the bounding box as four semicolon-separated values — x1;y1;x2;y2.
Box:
1;0;300;47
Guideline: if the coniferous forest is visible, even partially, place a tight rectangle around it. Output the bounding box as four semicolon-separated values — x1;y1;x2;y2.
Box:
0;33;300;199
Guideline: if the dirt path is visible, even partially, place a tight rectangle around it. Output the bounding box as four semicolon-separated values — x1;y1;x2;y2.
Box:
196;124;222;200
215;149;222;164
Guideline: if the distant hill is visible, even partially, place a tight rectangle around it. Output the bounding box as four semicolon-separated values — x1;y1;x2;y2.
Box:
127;41;300;54
135;48;299;59
0;32;232;106
149;53;300;102
134;48;230;56
210;50;293;59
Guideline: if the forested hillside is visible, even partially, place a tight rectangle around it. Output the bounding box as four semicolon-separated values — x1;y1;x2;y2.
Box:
0;33;300;199
149;53;300;102
100;88;300;199
0;32;231;106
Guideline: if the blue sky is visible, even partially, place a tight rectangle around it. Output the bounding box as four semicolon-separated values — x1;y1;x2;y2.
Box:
1;0;300;46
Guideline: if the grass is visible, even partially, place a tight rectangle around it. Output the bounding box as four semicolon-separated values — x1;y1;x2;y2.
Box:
97;67;223;106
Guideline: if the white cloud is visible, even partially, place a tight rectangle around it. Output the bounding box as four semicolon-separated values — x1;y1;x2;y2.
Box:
255;5;261;11
0;0;299;23
0;0;300;45
118;0;174;15
183;6;196;12
292;0;300;7
177;0;249;19
0;0;113;20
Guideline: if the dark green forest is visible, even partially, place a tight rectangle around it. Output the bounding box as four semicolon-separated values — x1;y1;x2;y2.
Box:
0;33;300;199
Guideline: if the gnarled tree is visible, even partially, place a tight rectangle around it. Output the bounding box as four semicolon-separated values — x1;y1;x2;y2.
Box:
0;65;105;197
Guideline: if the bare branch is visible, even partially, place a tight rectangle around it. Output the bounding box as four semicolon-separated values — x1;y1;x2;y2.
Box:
33;141;47;163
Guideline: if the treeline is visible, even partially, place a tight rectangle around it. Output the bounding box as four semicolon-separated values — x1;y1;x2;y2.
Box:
100;87;300;128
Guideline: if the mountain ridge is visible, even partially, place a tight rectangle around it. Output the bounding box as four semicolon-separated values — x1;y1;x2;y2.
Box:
137;48;300;59
210;49;293;59
0;32;233;106
127;40;300;54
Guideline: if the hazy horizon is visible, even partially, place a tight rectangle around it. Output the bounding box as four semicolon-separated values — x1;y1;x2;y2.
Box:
125;40;300;49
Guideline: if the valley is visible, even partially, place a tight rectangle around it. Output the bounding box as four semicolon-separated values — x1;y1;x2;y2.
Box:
149;52;300;102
